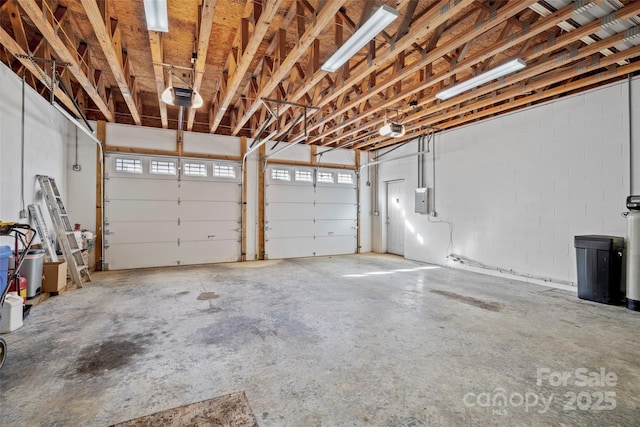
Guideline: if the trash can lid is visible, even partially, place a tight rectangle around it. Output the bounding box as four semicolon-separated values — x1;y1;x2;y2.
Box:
0;245;11;256
574;235;624;250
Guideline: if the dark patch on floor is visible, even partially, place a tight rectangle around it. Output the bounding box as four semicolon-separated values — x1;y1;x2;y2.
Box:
176;291;189;296
200;306;222;314
197;292;219;300
431;290;502;312
72;333;154;377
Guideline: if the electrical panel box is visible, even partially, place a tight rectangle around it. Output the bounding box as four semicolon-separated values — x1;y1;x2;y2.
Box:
415;188;430;214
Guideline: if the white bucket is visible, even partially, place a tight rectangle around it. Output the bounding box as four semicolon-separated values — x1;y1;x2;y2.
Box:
0;292;24;333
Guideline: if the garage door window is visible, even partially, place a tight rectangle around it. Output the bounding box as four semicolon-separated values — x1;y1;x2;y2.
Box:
213;164;236;178
337;173;353;184
151;160;177;175
115;158;142;173
317;172;334;183
271;168;291;181
295;170;313;182
184;162;207;177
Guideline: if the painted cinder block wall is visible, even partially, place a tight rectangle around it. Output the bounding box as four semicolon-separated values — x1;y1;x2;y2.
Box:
374;77;639;287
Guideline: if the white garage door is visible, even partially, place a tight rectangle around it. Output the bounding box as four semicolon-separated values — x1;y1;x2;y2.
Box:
105;154;241;270
265;165;357;259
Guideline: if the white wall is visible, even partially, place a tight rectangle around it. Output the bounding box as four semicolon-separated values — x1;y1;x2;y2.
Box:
0;62;69;246
374;77;639;287
65;121;98;233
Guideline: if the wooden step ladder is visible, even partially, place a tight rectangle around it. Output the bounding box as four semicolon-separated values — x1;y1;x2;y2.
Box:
37;175;90;288
28;204;58;262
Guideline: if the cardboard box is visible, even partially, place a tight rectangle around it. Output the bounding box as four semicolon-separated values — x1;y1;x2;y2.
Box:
42;261;67;293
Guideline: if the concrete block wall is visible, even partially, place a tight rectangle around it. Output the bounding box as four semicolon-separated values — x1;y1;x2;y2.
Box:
0;62;69;247
375;77;637;286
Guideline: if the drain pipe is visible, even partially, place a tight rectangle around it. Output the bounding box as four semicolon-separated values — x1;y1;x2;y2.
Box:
52;102;105;270
20;72;26;218
629;74;634;194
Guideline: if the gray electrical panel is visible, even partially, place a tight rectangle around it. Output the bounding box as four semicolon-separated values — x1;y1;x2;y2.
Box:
415;188;430;214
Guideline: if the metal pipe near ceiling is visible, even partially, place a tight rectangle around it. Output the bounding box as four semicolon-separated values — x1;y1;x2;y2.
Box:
630;74;634;195
52;102;105;270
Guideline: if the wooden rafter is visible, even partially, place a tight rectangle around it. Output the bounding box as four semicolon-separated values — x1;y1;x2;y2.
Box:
18;0;113;121
148;31;168;128
80;0;140;125
231;0;347;136
209;0;284;134
186;0;218;131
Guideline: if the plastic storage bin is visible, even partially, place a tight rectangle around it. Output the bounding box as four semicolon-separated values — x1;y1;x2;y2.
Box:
0;293;23;333
18;249;45;298
574;235;624;304
0;245;10;296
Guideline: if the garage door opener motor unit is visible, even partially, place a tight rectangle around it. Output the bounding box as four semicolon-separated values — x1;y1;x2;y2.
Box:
625;196;640;311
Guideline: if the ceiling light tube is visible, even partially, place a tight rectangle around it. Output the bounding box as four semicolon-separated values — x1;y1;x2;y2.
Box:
144;0;169;32
435;58;526;101
321;5;398;73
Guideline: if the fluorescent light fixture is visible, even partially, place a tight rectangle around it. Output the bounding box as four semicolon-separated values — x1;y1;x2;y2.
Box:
144;0;169;32
379;122;405;137
435;58;526;101
161;86;203;108
321;5;398;73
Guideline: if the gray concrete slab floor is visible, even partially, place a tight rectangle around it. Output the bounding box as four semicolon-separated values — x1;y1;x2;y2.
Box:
0;253;639;426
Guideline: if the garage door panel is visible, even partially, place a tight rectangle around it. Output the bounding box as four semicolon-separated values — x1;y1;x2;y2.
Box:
315;186;356;203
106;242;178;270
106;154;241;269
178;201;240;221
107;200;178;222
266;237;315;259
107;221;179;244
315;236;356;256
108;177;178;200
180;220;240;241
266;185;314;203
315;203;356;220
266;219;314;239
266;202;314;220
179;181;239;200
315;219;357;236
178;241;239;264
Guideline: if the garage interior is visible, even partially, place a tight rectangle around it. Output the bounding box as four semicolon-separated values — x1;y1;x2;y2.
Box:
0;0;640;425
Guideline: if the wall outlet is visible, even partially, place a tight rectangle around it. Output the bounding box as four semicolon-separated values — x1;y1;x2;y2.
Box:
19;209;27;219
72;164;81;171
430;211;437;217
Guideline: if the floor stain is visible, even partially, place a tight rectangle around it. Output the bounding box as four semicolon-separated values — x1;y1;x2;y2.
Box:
431;290;502;312
72;333;153;377
176;291;189;296
197;292;219;300
200;306;222;314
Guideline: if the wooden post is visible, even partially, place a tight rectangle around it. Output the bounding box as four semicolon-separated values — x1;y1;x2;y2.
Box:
258;144;266;260
95;120;106;271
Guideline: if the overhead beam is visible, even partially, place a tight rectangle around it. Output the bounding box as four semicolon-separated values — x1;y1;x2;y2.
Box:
80;0;141;125
231;0;347;135
209;0;284;134
148;31;168;128
186;0;218;131
0;26;77;113
19;0;113;121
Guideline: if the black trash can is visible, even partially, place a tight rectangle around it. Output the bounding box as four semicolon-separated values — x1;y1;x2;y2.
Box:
574;235;624;304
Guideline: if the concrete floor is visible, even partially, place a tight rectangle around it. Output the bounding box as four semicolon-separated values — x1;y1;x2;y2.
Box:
0;253;639;426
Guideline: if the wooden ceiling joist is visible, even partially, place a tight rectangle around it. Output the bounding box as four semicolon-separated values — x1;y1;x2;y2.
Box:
148;31;168;128
209;0;284;134
186;0;218;131
231;0;347;136
18;0;114;121
80;0;140;125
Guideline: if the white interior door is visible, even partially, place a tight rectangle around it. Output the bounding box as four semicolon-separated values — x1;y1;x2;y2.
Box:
386;180;405;256
105;154;240;270
265;166;357;259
